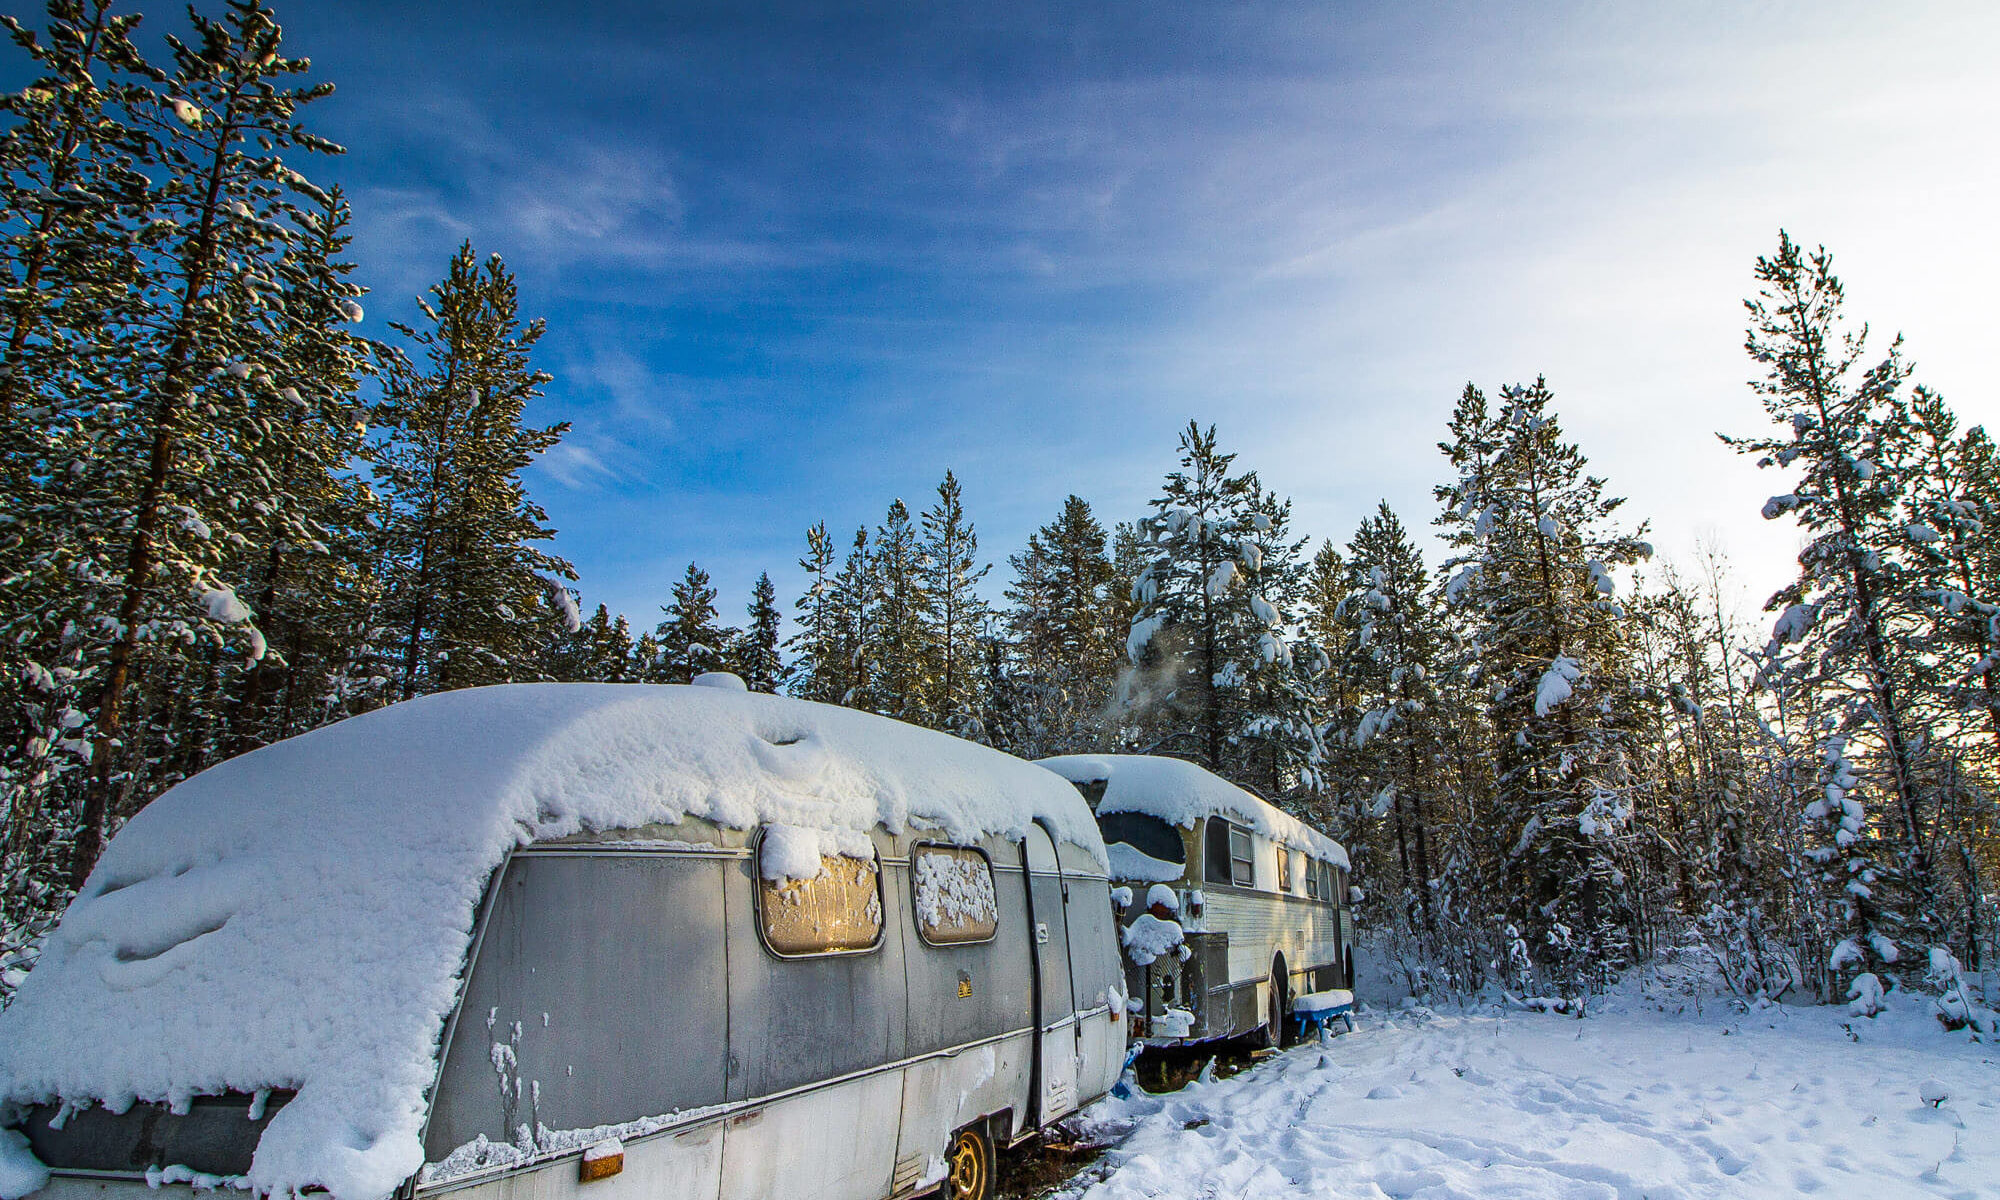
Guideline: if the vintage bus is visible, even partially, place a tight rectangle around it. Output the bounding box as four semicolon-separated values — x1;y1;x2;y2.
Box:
0;681;1124;1200
1037;755;1353;1047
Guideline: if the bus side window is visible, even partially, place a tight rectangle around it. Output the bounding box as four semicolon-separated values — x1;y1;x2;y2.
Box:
1277;846;1290;891
1205;817;1234;883
1303;856;1318;900
1229;825;1254;888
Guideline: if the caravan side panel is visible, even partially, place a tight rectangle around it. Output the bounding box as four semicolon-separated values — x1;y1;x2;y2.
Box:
425;852;731;1162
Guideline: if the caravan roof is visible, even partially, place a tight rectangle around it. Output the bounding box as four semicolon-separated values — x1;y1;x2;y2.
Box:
0;684;1103;1200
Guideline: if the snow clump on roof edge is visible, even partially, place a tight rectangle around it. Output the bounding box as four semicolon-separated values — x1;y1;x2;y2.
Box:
1037;753;1348;869
0;684;1104;1200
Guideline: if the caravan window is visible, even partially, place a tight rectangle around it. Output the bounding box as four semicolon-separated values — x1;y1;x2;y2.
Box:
912;844;999;945
756;836;884;957
1205;818;1255;888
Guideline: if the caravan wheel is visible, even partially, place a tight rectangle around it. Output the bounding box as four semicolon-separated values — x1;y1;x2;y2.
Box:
944;1124;993;1200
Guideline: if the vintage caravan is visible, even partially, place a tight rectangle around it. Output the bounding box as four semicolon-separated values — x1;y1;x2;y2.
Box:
1037;755;1352;1047
0;681;1125;1200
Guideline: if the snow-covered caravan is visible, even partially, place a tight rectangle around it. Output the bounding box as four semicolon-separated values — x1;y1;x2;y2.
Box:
0;683;1125;1200
1037;755;1351;1047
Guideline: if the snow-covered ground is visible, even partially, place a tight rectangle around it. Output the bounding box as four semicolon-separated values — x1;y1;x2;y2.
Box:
1060;995;1997;1199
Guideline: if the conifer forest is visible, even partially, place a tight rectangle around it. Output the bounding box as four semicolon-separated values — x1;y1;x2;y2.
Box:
1;0;1995;1028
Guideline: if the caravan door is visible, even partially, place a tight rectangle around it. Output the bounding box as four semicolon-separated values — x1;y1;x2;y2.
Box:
1022;823;1080;1123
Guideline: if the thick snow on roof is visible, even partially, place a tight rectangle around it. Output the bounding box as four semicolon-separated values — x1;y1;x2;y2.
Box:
0;684;1104;1200
1038;754;1349;870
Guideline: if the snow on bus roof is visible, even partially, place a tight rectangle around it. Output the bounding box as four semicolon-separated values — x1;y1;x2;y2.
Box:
1036;754;1349;870
0;684;1104;1200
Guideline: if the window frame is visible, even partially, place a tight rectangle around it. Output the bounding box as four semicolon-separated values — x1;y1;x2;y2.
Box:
909;841;1001;948
1303;855;1318;900
1228;824;1255;888
1276;846;1291;892
751;827;887;960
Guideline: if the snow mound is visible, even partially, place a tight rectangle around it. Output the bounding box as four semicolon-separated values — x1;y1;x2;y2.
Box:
1121;913;1185;967
1105;842;1184;883
0;684;1104;1200
1038;754;1347;868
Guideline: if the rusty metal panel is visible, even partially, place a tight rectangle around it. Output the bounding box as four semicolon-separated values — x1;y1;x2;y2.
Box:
425;855;730;1162
1180;932;1231;1038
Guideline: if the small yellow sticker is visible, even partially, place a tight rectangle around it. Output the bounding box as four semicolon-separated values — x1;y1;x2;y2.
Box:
958;978;973;998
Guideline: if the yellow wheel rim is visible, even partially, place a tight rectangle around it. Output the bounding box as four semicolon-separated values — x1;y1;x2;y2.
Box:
947;1131;987;1200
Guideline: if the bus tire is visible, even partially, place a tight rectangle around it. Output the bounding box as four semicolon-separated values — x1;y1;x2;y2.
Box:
1266;955;1291;1047
943;1123;993;1200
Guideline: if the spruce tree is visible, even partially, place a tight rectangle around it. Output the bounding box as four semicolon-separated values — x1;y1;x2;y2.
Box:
786;522;843;701
1724;231;1952;982
1004;494;1117;755
919;471;989;736
737;571;783;692
829;527;874;707
655;562;729;683
864;499;933;718
373;244;574;701
1437;379;1653;995
1124;421;1261;772
1344;502;1446;942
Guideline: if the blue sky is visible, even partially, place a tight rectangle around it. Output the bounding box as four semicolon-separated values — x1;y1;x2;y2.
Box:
279;0;2000;630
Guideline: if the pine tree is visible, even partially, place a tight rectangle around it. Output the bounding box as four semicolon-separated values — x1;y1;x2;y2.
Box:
786;522;843;701
829;527;874;707
1437;379;1653;995
1344;502;1446;942
1124;421;1261;772
1003;494;1117;755
919;471;989;736
737;571;783;692
68;0;353;885
864;499;933;718
374;244;574;701
1724;231;1955;983
655;562;729;683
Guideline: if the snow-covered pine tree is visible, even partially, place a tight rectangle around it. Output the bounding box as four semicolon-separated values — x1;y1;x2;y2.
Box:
864;499;934;719
785;522;843;702
919;471;989;737
1124;421;1262;771
736;571;783;692
1231;485;1326;800
0;0;156;959
655;562;729;683
1003;494;1118;756
1724;231;1951;984
541;602;636;682
829;527;875;707
1896;391;2000;756
1344;502;1446;944
373;243;575;702
216;187;376;756
67;0;361;885
1436;379;1653;996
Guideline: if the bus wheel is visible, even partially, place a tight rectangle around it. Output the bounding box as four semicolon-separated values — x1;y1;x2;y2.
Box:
1265;956;1290;1047
944;1124;993;1200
